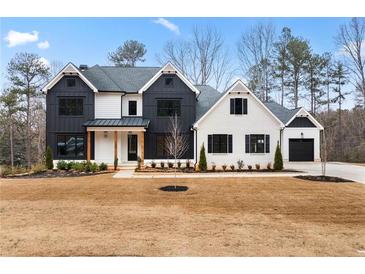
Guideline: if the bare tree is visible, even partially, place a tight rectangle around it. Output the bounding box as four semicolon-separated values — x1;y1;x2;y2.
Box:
237;23;276;101
165;114;189;177
336;17;365;108
158;26;233;90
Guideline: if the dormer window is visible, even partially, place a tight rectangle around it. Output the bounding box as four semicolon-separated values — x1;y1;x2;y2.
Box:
164;77;174;87
66;77;76;87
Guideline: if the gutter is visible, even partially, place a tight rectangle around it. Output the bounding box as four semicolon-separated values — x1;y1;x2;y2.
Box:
191;126;198;167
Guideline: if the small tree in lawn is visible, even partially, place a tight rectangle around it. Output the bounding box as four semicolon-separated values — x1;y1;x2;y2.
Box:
274;142;283;170
199;143;207;171
45;146;53;170
165;113;189;178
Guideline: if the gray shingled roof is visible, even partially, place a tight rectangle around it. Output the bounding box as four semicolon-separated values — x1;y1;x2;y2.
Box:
263;101;301;124
195;85;223;121
81;66;160;92
83;118;150;128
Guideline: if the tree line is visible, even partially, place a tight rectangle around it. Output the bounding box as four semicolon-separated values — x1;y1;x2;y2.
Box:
1;18;364;170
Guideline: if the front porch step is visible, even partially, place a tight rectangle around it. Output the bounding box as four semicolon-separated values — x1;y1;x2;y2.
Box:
107;164;137;170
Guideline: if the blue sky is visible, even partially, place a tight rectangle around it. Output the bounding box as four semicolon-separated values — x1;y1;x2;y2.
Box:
0;17;353;107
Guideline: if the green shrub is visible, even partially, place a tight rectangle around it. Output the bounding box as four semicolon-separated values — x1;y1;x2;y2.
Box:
222;164;227;171
99;162;108;171
67;161;75;170
230;164;235;171
151;161;156;168
185;160;190;168
160;162;165;168
57;160;68;170
248;165;252;170
31;163;46;174
167;161;173;168
90;162;99;173
177;161;182;168
237;159;244;170
73;162;85;172
45;146;53;169
114;158;118;170
84;161;92;172
137;156;142;169
198;144;207;171
255;163;260;170
274;142;283;170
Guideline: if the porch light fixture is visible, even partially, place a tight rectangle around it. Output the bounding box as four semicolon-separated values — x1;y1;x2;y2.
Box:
301;132;304;138
103;131;108;138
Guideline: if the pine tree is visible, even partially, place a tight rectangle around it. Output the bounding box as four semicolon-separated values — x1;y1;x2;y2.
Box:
198;143;207;171
274;142;283;170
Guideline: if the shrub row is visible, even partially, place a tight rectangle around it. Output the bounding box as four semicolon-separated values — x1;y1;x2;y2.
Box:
56;161;108;173
149;160;191;169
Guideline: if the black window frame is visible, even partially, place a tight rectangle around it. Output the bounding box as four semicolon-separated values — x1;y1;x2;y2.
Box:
164;77;174;87
208;134;233;154
245;134;270;154
128;100;137;116
66;77;76;87
58;97;84;116
157;99;181;117
230;98;247;115
56;134;85;159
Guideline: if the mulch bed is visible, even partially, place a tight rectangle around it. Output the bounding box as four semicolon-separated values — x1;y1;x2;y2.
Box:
3;170;111;179
295;175;353;183
137;167;299;173
159;185;189;192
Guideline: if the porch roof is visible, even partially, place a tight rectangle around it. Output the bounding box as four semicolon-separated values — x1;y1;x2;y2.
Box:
83;117;150;128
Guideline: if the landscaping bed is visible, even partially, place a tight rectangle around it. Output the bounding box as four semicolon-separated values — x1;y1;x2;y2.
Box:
3;169;112;179
137;167;300;173
295;175;353;183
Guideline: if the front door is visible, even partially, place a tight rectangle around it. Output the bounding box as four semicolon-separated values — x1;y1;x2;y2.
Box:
128;134;138;161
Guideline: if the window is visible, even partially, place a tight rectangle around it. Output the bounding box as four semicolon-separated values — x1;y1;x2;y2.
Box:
157;99;181;117
164;77;174;87
245;134;270;153
59;97;84;116
66;77;76;87
156;135;168;158
208;134;233;153
128;100;137;116
57;135;84;158
230;98;247;115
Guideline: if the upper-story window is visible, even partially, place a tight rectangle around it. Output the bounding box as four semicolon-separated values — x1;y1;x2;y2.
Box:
128;100;137;116
66;77;76;87
157;99;181;117
164;77;174;87
230;98;247;115
58;97;84;116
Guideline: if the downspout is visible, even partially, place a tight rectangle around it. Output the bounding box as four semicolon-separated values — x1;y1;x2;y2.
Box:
121;92;126;118
192;126;198;168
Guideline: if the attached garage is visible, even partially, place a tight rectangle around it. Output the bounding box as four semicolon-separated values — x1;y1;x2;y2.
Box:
289;138;314;161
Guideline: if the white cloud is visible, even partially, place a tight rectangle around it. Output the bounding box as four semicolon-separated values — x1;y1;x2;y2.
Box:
37;40;50;49
4;30;39;47
39;57;50;68
153;18;180;35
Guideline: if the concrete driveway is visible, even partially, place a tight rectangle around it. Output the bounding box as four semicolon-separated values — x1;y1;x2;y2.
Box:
285;162;365;183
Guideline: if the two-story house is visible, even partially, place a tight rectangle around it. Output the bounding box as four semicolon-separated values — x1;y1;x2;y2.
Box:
43;62;323;168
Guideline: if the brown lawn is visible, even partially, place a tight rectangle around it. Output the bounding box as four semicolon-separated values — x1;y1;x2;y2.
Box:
1;174;365;256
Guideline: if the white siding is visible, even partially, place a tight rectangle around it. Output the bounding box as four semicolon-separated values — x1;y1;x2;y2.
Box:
196;89;281;169
282;128;321;161
122;94;143;116
95;93;121;118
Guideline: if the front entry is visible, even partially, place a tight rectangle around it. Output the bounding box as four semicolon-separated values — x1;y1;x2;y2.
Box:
128;134;138;161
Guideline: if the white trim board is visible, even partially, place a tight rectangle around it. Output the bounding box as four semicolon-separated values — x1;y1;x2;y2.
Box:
42;62;98;93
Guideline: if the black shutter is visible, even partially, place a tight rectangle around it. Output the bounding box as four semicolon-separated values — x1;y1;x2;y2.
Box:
265;135;270;153
230;99;234;114
228;135;233;153
245;135;250;153
243;99;248;114
208;135;212;153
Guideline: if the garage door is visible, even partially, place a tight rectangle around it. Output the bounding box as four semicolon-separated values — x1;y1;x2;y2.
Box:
289;139;314;161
